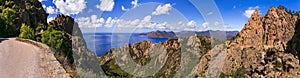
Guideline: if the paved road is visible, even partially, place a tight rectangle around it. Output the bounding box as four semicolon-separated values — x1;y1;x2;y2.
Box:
0;38;48;78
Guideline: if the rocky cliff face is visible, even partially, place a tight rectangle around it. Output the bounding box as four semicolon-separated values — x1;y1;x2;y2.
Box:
16;0;48;29
49;14;74;35
1;0;48;30
0;0;48;37
98;36;212;77
221;6;300;77
98;6;300;78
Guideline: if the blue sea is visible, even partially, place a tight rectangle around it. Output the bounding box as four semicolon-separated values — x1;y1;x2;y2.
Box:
83;33;168;56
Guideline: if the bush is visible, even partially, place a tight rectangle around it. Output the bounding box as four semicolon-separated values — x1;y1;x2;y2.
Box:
19;24;35;39
36;24;46;33
41;26;73;64
0;7;18;37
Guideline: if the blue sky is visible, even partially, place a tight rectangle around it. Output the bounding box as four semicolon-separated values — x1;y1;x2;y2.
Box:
40;0;300;33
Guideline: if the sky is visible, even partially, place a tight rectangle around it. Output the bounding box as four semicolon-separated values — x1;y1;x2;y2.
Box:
40;0;300;33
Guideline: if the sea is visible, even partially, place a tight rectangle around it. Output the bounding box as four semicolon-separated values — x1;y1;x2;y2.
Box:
83;33;169;56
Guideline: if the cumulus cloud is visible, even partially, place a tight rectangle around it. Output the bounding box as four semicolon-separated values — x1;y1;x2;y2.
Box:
77;15;105;28
96;0;115;11
187;20;196;27
152;3;172;15
77;15;121;28
42;5;46;8
46;6;58;14
244;6;259;18
53;0;86;15
105;17;119;27
202;22;209;28
116;15;167;29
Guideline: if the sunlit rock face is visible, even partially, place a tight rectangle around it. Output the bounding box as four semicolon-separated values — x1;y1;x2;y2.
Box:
223;6;300;77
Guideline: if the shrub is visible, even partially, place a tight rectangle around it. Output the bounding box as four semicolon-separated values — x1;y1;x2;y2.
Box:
0;7;18;37
41;26;73;65
36;24;46;33
19;24;35;39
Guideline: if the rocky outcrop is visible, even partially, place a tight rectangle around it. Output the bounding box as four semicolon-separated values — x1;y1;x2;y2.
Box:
98;36;211;77
222;6;300;77
71;22;107;77
15;0;48;29
0;0;48;37
49;14;74;35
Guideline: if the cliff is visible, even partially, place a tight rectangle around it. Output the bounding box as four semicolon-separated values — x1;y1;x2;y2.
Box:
98;6;300;77
98;35;212;77
0;0;48;37
220;6;300;77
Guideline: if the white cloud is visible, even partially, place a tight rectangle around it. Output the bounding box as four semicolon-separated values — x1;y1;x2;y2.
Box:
131;0;138;8
214;21;220;26
96;0;115;11
105;17;119;27
42;5;46;8
39;0;47;2
202;22;209;28
46;6;58;14
121;6;129;11
115;15;155;29
77;15;105;28
47;17;54;23
244;6;259;18
207;12;213;15
53;0;86;15
106;17;112;24
142;15;151;23
187;20;196;27
152;3;172;15
121;0;139;11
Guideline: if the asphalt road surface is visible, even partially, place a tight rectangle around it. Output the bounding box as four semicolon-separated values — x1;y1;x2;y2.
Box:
0;38;49;78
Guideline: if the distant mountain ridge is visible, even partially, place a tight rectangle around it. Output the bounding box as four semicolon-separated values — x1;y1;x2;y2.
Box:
137;30;238;39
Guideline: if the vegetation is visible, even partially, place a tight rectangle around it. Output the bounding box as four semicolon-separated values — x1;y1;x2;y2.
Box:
0;7;18;37
19;24;34;39
219;67;247;78
278;5;299;15
41;26;75;77
41;26;73;65
197;36;213;53
0;0;77;77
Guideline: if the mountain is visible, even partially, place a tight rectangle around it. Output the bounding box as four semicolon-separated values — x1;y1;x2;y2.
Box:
97;6;300;77
201;6;300;77
137;30;177;38
137;30;238;39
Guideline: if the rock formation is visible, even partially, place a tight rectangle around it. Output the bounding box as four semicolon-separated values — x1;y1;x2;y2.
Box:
98;35;212;77
49;14;74;35
0;0;48;37
98;6;300;77
221;6;300;77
